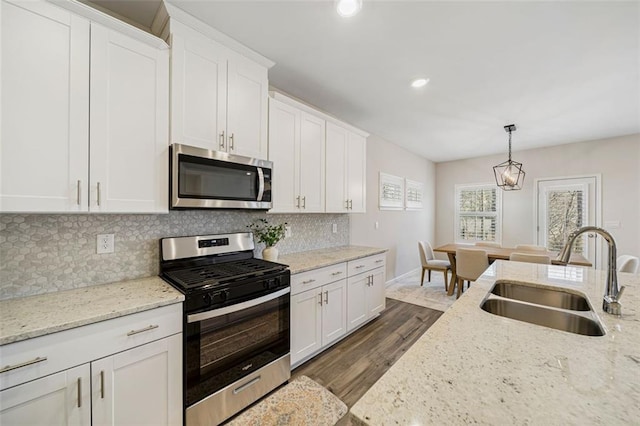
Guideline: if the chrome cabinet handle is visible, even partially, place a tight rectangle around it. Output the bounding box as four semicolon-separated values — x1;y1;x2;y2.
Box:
324;290;329;304
126;324;159;336
345;200;349;209
0;356;47;374
302;196;306;209
100;370;105;399
219;131;225;149
331;271;343;276
77;378;82;408
302;279;316;284
349;199;353;209
318;293;323;306
375;259;384;263
77;180;81;205
96;182;101;206
229;133;234;150
296;196;300;208
355;265;365;269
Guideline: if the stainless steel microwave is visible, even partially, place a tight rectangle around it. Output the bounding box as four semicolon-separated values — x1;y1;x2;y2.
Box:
170;143;272;209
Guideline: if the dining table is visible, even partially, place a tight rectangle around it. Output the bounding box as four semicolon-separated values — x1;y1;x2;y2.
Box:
433;243;592;296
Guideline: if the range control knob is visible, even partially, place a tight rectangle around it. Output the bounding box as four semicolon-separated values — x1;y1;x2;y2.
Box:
211;290;229;304
202;293;212;306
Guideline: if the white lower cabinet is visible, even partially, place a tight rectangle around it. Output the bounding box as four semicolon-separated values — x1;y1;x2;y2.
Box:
0;304;182;426
290;253;386;367
0;364;91;426
291;279;347;366
91;334;182;426
347;267;386;332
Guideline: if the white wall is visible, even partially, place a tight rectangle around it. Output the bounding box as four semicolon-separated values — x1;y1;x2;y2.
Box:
351;134;436;281
435;134;640;265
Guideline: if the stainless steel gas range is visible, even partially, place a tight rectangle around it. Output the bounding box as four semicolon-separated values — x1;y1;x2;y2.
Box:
160;232;290;425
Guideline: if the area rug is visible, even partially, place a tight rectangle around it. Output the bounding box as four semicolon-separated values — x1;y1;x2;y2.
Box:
226;375;348;426
385;269;456;312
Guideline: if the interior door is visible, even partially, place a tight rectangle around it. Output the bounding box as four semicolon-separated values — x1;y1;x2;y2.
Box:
537;176;599;267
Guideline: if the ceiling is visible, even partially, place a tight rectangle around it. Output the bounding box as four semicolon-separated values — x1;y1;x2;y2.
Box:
91;1;639;163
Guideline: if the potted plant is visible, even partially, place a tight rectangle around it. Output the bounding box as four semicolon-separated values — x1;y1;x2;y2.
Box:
247;218;287;261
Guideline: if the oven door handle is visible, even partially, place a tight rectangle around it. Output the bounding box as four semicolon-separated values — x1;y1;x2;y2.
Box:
256;168;265;201
187;287;290;323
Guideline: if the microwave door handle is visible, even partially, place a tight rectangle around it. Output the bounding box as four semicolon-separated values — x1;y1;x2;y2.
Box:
256;168;265;201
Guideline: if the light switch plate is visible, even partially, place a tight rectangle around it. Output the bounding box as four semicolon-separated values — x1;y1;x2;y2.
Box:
332;224;338;233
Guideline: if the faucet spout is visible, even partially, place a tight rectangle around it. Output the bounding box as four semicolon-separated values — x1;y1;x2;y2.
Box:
557;226;623;315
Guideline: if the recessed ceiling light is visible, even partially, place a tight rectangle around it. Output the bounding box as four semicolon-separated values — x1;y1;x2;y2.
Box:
336;0;362;17
411;78;430;88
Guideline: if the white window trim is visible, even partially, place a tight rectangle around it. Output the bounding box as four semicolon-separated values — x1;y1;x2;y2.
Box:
454;183;503;244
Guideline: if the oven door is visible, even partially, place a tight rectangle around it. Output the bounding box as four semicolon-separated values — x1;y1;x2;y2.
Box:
184;287;290;409
171;143;272;209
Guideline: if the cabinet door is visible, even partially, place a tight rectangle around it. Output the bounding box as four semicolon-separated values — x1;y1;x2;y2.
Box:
299;112;326;213
367;267;386;317
346;273;369;332
92;334;182;426
227;54;268;160
325;122;348;212
89;24;169;213
347;132;367;213
0;364;90;426
268;98;300;213
321;280;347;346
0;0;89;212
290;289;322;366
170;28;227;151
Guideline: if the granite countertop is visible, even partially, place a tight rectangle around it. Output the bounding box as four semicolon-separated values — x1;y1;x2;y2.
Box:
277;245;387;274
350;261;640;425
0;277;184;346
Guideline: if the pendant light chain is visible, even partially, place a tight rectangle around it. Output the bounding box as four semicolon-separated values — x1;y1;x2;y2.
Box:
508;128;512;162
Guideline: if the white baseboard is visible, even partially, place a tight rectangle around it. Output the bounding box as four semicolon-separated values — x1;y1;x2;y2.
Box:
385;268;420;287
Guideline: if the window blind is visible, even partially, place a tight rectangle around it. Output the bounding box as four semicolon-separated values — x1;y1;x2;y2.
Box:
456;186;500;242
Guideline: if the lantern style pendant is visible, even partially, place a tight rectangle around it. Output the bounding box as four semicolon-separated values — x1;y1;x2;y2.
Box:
493;124;525;191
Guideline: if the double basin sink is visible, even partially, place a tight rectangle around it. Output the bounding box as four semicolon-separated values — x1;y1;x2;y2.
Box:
481;281;605;336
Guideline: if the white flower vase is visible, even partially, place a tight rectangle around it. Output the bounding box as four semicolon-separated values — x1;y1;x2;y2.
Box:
262;246;279;262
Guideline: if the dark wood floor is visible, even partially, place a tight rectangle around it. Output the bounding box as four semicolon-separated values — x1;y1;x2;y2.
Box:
291;298;443;408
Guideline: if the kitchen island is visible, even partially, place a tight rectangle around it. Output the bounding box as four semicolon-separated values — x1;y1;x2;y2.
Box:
350;261;639;424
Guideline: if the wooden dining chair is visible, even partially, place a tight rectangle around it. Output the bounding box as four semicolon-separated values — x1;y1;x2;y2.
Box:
475;242;501;248
418;241;451;291
514;244;546;252
454;248;489;298
509;252;551;264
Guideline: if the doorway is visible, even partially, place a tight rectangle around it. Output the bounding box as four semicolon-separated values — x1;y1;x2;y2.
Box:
536;175;601;268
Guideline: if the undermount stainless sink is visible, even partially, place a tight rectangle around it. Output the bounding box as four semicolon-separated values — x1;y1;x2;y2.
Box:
491;281;591;311
481;299;605;336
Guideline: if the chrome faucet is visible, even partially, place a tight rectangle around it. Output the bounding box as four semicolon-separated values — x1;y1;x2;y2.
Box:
557;226;625;315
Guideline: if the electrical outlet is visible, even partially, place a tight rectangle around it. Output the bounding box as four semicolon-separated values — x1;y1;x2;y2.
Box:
332;224;338;233
97;234;115;254
284;225;292;238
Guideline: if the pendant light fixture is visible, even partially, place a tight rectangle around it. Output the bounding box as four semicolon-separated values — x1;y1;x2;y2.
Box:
493;124;525;191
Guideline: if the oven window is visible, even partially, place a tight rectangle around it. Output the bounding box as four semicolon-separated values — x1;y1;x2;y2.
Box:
185;294;290;406
179;155;258;200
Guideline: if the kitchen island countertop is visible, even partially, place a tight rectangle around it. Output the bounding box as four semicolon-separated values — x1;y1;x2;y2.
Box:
278;245;387;275
0;276;183;345
350;260;640;425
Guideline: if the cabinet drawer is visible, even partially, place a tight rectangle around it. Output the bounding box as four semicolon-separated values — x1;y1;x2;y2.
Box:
291;263;347;295
0;303;182;391
347;253;386;276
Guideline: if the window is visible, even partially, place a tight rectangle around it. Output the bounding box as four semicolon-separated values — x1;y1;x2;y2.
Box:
455;184;502;243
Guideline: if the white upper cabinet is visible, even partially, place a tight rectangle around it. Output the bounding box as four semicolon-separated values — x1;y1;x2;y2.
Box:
0;0;90;212
326;122;367;213
170;22;268;160
0;0;169;213
90;24;169;213
268;97;325;213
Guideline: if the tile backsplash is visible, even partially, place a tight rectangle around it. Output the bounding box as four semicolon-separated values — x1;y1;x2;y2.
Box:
0;212;349;300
